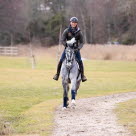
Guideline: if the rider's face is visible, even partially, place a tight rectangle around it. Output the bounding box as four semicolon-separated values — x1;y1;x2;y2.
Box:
70;22;78;28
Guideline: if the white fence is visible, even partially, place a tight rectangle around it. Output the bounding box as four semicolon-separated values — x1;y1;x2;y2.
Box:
0;46;18;56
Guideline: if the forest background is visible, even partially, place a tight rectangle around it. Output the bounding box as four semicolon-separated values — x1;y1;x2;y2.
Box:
0;0;136;46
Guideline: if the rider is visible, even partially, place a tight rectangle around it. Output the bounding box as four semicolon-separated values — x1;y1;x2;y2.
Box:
53;17;87;82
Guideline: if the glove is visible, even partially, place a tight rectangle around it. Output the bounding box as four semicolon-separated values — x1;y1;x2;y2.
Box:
66;37;76;46
74;48;79;52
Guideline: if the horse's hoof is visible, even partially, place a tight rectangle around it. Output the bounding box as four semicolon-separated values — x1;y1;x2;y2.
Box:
71;99;76;104
62;107;67;111
71;99;76;109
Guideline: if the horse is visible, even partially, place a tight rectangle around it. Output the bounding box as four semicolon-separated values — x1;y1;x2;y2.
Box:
60;45;81;109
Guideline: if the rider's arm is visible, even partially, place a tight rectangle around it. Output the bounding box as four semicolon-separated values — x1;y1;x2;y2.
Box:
61;29;68;47
78;31;84;50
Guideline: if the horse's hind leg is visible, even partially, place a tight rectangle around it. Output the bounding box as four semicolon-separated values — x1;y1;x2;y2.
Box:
62;80;69;108
71;80;77;100
75;80;81;94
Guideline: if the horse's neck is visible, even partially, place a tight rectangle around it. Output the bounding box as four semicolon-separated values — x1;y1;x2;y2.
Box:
63;58;77;67
73;59;77;64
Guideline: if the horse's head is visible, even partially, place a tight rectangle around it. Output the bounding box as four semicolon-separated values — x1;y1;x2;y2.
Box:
65;47;75;69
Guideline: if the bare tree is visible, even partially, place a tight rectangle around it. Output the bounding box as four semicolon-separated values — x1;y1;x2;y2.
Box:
0;0;26;45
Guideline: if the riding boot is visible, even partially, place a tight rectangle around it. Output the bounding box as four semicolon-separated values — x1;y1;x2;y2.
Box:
53;61;62;81
78;61;87;82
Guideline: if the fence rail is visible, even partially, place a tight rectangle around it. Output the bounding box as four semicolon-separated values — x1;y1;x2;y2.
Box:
0;46;18;56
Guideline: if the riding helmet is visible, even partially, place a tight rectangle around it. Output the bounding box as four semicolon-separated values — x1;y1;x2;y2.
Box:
70;17;78;23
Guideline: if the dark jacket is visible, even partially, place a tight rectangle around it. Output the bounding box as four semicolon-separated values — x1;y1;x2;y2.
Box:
61;27;84;50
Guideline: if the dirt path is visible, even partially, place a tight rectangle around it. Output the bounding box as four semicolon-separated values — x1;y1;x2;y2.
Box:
52;92;136;136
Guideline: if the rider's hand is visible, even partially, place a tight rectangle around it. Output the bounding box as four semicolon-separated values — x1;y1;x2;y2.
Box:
71;37;76;43
66;37;76;46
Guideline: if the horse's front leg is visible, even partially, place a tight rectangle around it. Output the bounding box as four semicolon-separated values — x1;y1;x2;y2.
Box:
71;79;77;107
62;78;69;108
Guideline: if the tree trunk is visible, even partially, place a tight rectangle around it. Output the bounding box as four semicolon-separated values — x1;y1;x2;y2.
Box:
10;33;14;47
57;25;62;62
90;16;94;44
80;10;87;44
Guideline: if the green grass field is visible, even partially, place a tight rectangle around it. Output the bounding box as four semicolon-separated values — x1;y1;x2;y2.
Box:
115;99;136;136
0;56;136;136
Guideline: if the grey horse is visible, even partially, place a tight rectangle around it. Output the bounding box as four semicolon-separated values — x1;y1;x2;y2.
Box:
61;42;81;109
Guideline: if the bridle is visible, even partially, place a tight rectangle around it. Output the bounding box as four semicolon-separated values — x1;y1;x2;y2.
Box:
65;47;75;70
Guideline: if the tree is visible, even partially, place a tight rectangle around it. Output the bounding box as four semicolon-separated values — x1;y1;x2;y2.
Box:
1;0;136;46
0;0;27;45
26;0;66;46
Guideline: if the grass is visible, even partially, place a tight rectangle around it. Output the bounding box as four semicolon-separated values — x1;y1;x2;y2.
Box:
0;55;136;135
115;99;136;136
81;44;136;61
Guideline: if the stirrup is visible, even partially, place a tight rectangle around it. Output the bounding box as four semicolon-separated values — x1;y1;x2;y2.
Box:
53;74;59;81
82;75;87;82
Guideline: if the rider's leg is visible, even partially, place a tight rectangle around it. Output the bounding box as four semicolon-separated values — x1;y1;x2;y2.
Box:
53;50;65;80
53;60;63;80
75;51;87;82
78;60;87;82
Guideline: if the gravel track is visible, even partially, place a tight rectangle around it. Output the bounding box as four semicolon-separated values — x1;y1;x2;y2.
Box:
52;92;136;136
